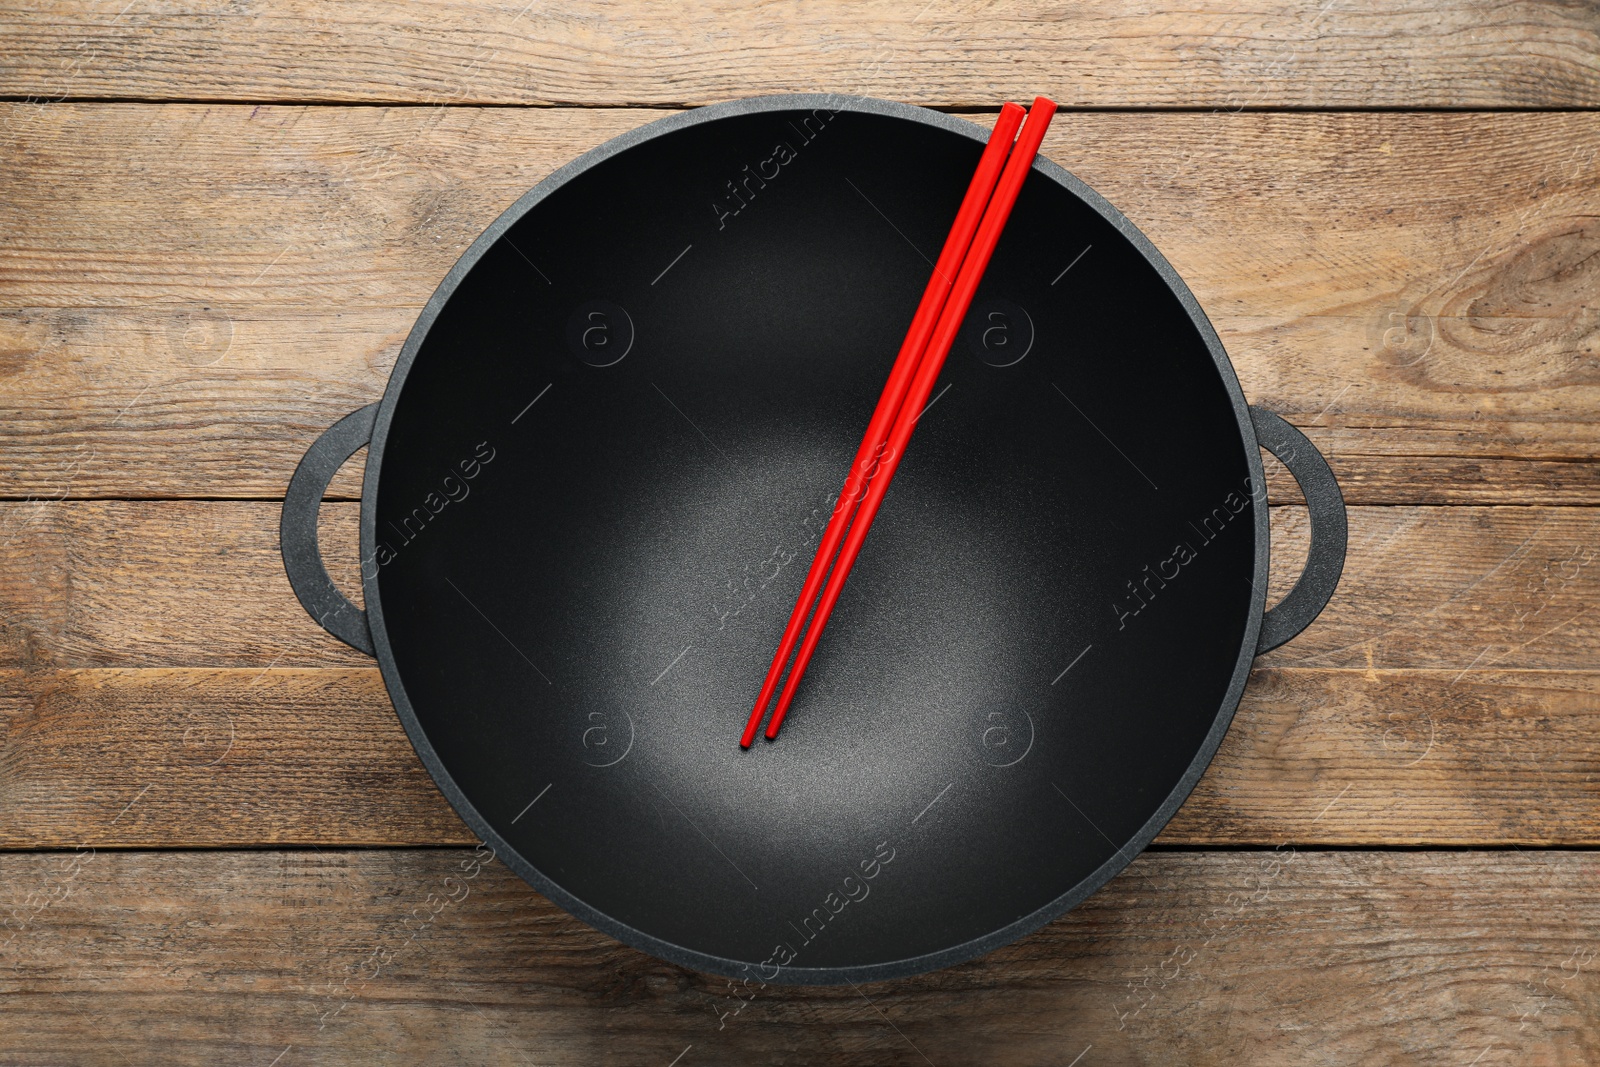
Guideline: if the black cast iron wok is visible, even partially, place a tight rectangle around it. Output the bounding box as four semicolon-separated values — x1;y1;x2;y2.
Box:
280;95;1346;985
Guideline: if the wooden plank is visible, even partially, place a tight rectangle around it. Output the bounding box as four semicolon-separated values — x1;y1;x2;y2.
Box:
1169;667;1600;845
1257;504;1600;672
0;501;372;671
0;668;467;847
1;501;1594;847
3;106;1597;502
2;665;1597;849
1;848;1596;1064
2;0;1598;108
3;501;1595;672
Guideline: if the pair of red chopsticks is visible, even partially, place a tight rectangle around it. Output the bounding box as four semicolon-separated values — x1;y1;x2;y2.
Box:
740;96;1058;748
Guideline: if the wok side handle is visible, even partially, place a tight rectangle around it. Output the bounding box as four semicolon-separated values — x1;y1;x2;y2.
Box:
280;404;379;656
1251;407;1348;655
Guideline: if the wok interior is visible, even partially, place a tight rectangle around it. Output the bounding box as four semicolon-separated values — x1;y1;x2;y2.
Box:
374;106;1255;973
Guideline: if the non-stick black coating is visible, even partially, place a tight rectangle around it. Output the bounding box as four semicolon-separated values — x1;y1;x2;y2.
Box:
369;102;1257;980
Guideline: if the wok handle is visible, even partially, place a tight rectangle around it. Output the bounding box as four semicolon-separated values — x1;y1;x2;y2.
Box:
1251;407;1348;654
280;403;379;656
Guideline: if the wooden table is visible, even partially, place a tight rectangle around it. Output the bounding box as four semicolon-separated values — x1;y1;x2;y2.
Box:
1;3;1597;1063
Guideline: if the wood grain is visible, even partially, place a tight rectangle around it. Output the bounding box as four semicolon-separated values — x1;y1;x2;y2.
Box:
1;106;1598;502
0;669;466;848
2;0;1598;108
2;502;1594;847
1;848;1597;1065
1;0;1594;1053
2;665;1597;849
3;501;1595;672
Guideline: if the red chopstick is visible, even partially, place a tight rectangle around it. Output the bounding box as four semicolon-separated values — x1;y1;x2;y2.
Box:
763;96;1058;742
738;101;1028;749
